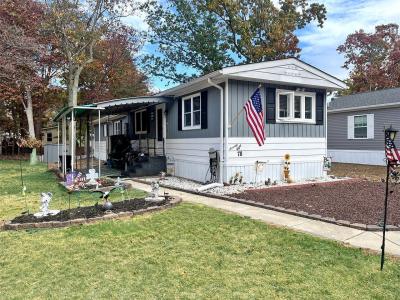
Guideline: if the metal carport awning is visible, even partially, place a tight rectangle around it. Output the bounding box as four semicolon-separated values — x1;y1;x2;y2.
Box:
95;96;173;114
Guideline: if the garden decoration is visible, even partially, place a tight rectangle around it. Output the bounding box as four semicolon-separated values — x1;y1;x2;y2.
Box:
145;181;164;202
86;168;99;185
34;192;60;218
380;126;399;270
323;156;332;172
283;154;292;182
91;187;118;211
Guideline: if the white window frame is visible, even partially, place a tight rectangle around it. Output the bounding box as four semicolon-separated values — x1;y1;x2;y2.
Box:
353;114;368;140
275;89;316;124
182;93;201;130
135;110;147;134
114;121;121;135
103;124;108;137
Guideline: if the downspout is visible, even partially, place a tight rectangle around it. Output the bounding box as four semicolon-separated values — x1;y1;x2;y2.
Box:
208;78;224;184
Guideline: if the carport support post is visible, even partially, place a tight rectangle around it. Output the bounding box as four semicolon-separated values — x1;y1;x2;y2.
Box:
380;163;390;271
86;115;90;171
98;109;101;178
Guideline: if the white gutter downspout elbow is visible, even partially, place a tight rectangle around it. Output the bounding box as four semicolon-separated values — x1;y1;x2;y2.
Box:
208;78;224;184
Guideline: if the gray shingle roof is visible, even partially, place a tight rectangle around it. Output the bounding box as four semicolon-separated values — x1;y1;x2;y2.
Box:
328;87;400;111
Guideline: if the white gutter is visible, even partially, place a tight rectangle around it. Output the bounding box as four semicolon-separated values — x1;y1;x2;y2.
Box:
224;78;229;183
208;78;224;184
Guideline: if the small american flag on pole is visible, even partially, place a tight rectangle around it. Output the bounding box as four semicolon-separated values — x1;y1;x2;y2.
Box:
244;87;265;146
385;130;400;173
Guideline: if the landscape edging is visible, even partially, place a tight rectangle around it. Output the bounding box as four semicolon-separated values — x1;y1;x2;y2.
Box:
2;196;181;231
131;178;399;232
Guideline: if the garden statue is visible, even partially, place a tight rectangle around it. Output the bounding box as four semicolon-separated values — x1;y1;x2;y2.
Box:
86;169;99;185
34;192;60;218
283;154;292;183
145;181;164;202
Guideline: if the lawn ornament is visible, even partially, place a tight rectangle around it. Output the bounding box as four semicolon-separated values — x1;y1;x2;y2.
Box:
91;187;118;211
145;181;164;202
34;192;60;218
86;169;99;185
283;154;291;182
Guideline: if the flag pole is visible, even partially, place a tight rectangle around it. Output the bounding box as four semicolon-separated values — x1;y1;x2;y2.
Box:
229;84;263;128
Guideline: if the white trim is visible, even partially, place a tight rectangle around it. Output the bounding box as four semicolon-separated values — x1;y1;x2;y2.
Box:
328;149;385;166
275;89;316;124
182;93;201;130
135;109;147;134
328;102;400;113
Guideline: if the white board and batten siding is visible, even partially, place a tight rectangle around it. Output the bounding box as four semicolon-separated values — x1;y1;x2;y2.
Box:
165;138;220;182
165;137;326;183
227;137;326;183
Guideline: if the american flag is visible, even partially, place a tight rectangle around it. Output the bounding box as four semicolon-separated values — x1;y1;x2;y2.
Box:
385;130;400;172
244;88;265;146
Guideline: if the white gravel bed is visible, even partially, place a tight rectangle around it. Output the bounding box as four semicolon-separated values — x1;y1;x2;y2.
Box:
141;175;347;196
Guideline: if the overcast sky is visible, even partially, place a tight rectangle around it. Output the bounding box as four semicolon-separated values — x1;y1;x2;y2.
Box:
123;0;400;91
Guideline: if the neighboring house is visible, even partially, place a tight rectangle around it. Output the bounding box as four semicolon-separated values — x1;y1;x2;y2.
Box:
91;58;345;183
328;87;400;166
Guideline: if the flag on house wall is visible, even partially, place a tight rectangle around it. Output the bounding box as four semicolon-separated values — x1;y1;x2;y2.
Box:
244;88;265;146
385;130;400;173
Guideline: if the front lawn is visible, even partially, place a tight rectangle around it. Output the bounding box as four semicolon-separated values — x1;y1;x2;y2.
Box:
0;160;147;221
1;203;400;299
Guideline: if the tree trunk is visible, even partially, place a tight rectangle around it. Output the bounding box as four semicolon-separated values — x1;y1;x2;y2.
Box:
24;85;37;165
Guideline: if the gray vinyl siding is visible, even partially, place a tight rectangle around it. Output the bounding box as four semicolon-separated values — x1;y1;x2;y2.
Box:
327;107;400;151
228;79;326;138
166;86;221;139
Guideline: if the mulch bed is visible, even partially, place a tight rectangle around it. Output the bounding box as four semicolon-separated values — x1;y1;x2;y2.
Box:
11;198;168;224
231;179;400;226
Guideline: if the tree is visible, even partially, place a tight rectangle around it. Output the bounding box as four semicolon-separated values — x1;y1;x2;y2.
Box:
141;0;232;84
0;0;46;163
141;0;327;84
45;0;136;107
79;25;148;102
338;23;400;94
205;0;326;62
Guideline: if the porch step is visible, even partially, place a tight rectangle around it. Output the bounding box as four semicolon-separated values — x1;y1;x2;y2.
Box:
128;156;166;177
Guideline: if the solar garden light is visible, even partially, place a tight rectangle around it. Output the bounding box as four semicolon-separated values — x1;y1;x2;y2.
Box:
380;126;399;270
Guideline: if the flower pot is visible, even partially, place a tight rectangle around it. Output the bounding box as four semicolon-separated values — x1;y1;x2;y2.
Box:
283;170;290;179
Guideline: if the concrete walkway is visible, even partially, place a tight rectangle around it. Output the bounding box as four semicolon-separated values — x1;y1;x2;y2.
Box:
127;180;400;256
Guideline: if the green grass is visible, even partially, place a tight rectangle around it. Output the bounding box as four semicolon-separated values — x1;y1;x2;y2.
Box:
1;204;400;299
0;160;147;220
1;160;400;299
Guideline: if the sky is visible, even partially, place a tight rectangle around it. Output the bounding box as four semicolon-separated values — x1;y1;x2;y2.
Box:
123;0;400;92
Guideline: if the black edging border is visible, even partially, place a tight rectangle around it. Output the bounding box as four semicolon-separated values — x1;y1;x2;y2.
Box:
1;197;182;231
132;178;399;232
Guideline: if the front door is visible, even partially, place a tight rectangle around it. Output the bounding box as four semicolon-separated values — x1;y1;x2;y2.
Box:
155;104;166;156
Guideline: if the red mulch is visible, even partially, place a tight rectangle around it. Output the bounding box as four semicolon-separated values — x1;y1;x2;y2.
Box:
232;180;400;226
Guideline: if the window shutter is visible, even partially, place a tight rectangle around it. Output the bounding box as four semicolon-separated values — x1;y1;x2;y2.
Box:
265;87;276;124
367;114;374;139
316;92;324;125
347;116;354;139
177;97;182;131
201;90;208;129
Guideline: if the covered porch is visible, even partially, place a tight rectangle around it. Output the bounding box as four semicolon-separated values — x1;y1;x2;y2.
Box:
95;96;172;177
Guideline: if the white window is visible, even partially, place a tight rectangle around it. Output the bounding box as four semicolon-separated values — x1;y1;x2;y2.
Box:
347;114;374;139
114;121;121;135
182;93;201;130
135;110;147;134
276;89;316;123
103;124;107;137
